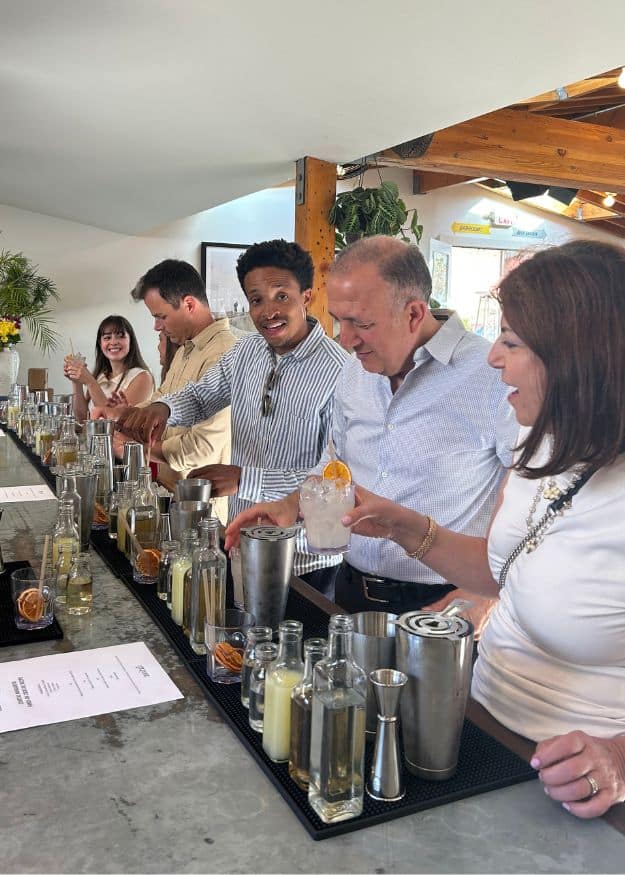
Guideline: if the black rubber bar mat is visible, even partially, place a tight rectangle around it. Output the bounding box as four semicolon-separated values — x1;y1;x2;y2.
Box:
3;426;537;839
0;559;64;647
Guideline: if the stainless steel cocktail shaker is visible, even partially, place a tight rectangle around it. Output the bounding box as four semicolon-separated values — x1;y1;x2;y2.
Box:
396;609;474;781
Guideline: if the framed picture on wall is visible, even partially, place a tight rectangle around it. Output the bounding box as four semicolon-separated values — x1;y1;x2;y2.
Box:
200;242;250;318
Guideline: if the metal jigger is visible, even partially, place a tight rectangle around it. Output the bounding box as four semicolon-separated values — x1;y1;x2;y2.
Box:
366;668;408;802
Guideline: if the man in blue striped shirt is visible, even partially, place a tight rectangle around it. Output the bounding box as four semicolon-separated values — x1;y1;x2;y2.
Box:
117;240;349;594
226;236;517;631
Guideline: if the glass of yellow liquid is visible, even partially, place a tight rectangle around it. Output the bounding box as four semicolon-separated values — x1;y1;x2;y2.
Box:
66;553;93;615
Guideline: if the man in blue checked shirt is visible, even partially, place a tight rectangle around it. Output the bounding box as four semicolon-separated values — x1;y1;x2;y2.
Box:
117;240;349;596
226;236;517;634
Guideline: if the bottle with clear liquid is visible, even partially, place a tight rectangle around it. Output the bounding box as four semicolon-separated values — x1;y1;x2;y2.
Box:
127;467;157;561
289;637;327;790
52;499;80;603
170;528;198;626
108;481;123;541
249;641;279;732
57;416;79;467
59;473;82;539
157;540;179;602
241;626;273;709
308;614;367;824
92;459;111;531
188;517;226;653
263;620;304;762
66;552;93;615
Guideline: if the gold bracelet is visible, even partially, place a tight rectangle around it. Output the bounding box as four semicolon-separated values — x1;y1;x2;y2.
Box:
405;515;438;560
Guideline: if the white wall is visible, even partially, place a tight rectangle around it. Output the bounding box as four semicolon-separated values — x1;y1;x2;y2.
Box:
2;169;620;394
0;187;295;392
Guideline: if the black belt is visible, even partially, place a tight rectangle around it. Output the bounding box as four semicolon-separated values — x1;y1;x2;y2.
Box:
342;562;455;609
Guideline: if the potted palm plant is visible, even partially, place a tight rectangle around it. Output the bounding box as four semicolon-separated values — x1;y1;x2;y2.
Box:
0;250;60;393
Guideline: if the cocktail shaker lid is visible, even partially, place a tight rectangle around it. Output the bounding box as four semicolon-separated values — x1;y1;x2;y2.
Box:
397;611;471;640
241;524;298;541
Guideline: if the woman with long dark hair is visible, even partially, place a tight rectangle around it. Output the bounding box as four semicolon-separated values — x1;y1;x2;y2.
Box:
64;314;154;421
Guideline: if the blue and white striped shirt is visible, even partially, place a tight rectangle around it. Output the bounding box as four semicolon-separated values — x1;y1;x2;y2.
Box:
315;312;518;584
161;319;349;574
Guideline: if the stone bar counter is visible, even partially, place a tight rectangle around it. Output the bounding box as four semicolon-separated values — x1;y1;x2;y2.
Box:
0;433;623;874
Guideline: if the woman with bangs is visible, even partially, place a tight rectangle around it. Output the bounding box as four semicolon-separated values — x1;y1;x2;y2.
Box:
341;240;625;819
64;314;154;421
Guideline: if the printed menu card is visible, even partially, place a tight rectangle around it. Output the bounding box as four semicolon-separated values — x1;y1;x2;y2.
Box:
0;641;183;733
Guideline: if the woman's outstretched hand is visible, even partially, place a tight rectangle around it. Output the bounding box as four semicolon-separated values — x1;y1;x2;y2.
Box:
341;485;409;543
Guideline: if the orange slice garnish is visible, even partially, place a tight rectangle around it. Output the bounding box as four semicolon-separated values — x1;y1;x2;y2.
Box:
135;548;161;578
322;460;352;483
214;642;244;672
17;588;46;622
93;502;109;525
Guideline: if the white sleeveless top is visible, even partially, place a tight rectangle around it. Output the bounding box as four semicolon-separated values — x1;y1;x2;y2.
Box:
472;434;625;741
87;367;153;414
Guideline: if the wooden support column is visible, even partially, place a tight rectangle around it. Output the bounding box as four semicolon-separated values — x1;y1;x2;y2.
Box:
294;156;336;336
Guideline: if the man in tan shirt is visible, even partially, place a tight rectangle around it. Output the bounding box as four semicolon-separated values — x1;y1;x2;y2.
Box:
118;259;237;523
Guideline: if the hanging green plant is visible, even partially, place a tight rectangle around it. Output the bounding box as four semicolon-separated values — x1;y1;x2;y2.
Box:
0;251;60;353
329;180;423;249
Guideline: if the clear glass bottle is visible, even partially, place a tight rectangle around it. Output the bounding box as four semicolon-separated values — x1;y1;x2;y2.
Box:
170;528;198;626
66;552;93;615
157;539;179;602
241;626;273;709
263;620;304;763
308;614;367;823
249;641;279;733
116;480;137;556
52;498;80;602
289;637;327;790
127;467;157;561
188;518;226;653
92;458;111;531
58;416;79;467
108;481;122;541
59;472;82;538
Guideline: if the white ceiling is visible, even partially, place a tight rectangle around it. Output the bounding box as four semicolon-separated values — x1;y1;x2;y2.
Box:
3;0;625;234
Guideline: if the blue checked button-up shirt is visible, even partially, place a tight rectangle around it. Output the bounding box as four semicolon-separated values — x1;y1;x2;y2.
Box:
316;313;517;584
161;318;349;575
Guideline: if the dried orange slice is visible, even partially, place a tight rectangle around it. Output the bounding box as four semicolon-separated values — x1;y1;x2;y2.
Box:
93;502;109;525
17;588;46;622
135;548;161;578
322;459;352;483
214;642;244;672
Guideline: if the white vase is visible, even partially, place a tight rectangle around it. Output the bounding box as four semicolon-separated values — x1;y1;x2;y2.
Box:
0;346;20;396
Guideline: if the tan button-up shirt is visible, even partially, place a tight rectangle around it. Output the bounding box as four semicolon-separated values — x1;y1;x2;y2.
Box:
144;318;237;523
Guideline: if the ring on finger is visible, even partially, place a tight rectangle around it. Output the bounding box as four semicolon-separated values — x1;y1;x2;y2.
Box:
585;774;600;797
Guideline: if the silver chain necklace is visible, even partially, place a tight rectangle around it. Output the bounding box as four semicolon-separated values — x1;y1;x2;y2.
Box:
498;468;591;589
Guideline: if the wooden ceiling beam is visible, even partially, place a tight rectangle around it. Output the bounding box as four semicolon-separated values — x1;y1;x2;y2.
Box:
377;108;625;194
412;171;475;194
575;189;625;212
521;76;620;109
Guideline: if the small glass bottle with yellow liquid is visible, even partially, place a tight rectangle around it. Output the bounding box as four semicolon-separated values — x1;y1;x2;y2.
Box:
67;553;93;615
170;529;198;625
263;620;304;763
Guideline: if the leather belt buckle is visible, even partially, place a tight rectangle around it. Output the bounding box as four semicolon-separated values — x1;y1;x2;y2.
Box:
361;574;390;604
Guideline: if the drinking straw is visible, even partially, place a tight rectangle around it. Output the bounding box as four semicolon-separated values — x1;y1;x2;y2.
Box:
202;568;211;623
39;534;50;592
69;338;75;356
328;436;337;462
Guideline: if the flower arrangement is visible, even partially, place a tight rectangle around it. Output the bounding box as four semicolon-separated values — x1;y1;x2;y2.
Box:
0;251;59;353
0;317;21;349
